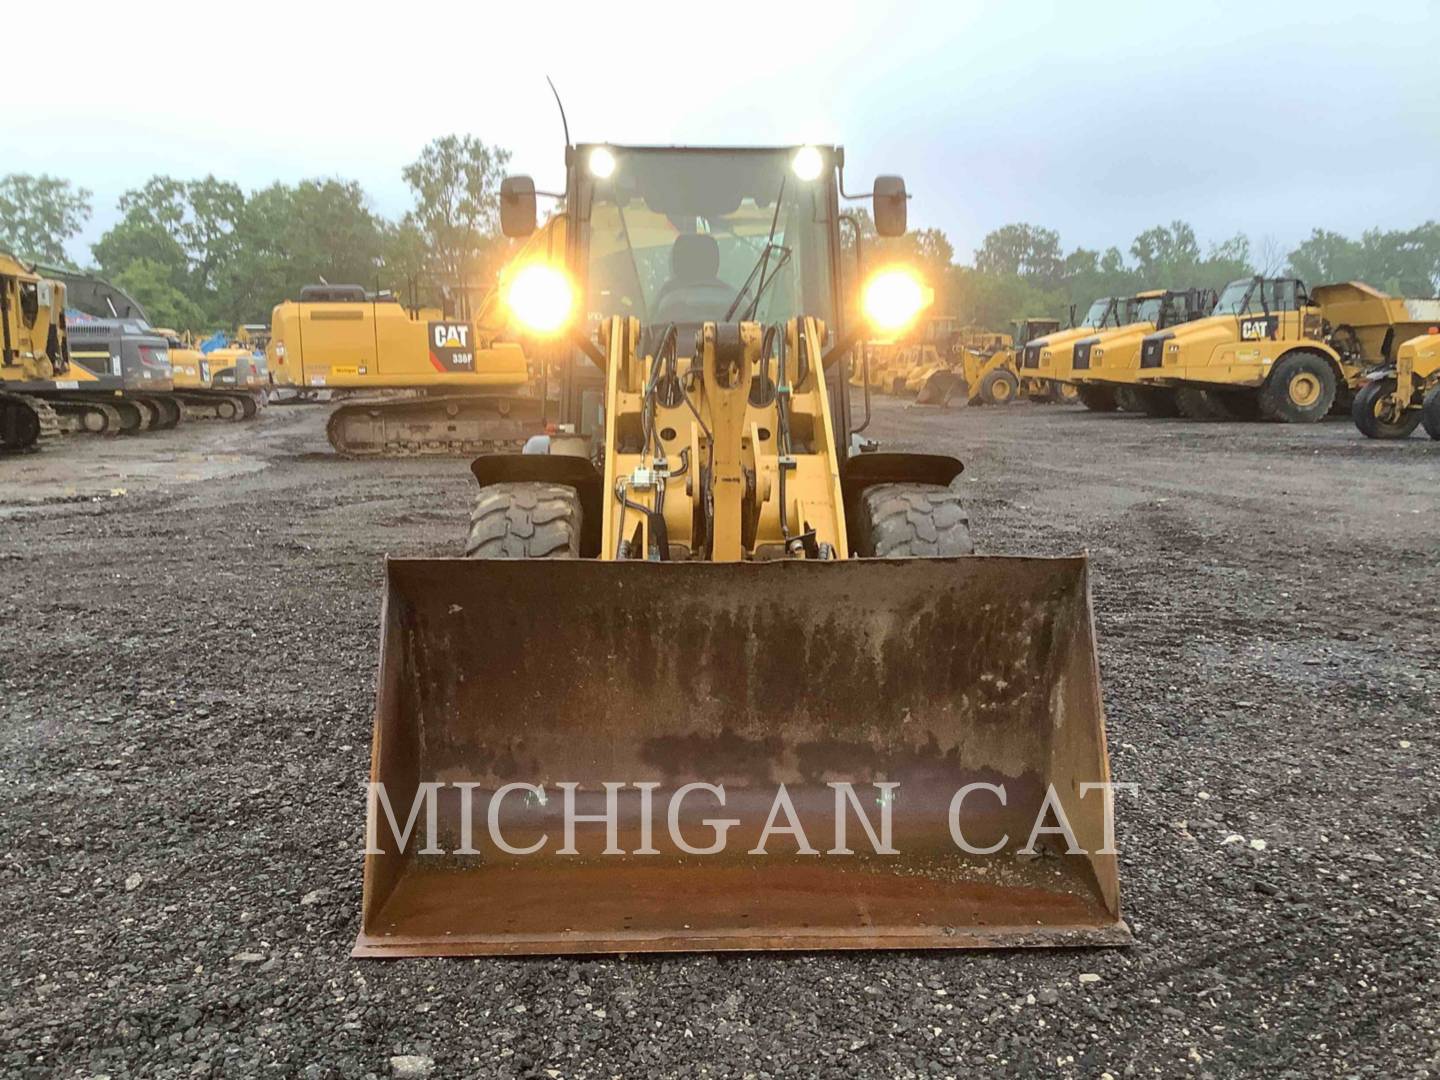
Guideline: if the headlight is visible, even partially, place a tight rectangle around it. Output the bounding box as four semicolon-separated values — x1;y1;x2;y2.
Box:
862;268;931;333
1166;343;1180;352
791;145;824;181
505;265;574;335
588;146;616;179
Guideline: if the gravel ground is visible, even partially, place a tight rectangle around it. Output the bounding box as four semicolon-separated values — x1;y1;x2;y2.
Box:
1;400;1437;1078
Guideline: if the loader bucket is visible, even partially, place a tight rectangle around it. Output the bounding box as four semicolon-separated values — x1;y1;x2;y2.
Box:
356;556;1128;957
915;370;963;406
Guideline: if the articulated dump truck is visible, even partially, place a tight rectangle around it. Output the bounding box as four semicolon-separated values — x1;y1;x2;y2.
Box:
1134;277;1440;423
357;143;1127;957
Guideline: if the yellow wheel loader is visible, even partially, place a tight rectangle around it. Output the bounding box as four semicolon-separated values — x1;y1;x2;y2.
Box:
1352;328;1440;439
356;143;1127;958
1134;277;1440;423
1065;289;1216;417
0;251;67;451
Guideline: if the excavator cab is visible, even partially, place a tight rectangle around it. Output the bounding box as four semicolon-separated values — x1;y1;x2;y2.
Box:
356;144;1127;957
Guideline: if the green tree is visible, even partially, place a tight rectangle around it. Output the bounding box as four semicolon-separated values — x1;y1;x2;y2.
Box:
110;258;206;330
0;174;92;263
974;224;1063;285
401;135;511;292
92;176;245;321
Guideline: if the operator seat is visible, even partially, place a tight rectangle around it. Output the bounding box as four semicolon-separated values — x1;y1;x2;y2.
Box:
653;234;735;324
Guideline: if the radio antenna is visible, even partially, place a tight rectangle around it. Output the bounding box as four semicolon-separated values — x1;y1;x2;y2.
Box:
546;76;571;148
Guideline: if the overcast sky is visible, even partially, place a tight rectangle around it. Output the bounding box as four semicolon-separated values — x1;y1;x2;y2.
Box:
7;0;1437;267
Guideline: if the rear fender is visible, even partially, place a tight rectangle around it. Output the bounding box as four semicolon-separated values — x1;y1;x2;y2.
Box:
470;453;604;557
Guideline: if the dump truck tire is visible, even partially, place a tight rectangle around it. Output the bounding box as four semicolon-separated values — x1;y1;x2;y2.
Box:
856;483;974;557
1422;386;1440;440
1260;352;1336;423
1077;385;1118;412
464;482;581;559
1351;379;1420;439
1114;387;1143;412
1174;387;1221;419
978;368;1019;406
1134;386;1181;418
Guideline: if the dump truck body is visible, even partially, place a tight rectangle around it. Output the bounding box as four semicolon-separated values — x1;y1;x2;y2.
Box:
357;143;1127;957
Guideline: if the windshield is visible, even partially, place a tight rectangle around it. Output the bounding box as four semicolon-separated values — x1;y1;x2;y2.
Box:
1081;299;1112;326
1131;297;1164;324
1213;279;1255;315
583;148;836;331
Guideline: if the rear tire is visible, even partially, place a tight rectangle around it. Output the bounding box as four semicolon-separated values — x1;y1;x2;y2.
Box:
464;482;581;559
1076;385;1118;412
856;483;974;557
978;368;1019;406
1422;386;1440;440
1351;379;1420;439
1259;352;1337;423
1134;386;1181;418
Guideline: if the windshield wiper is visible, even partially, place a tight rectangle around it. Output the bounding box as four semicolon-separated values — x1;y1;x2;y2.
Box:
725;176;789;322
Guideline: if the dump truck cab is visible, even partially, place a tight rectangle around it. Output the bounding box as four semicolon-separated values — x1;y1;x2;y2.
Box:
1069;289;1211;385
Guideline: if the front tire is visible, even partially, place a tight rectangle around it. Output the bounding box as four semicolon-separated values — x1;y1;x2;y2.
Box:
1351;379;1420;439
1134;386;1181;418
1174;387;1221;419
1260;352;1337;423
1203;389;1263;420
978;368;1019;406
1114;386;1143;412
464;482;582;558
1076;385;1118;412
856;483;974;557
1422;386;1440;440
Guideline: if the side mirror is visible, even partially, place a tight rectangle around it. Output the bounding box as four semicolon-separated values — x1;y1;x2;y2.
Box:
499;176;537;239
873;176;908;237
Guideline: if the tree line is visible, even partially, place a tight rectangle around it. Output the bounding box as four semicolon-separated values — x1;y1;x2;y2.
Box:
2;143;1438;333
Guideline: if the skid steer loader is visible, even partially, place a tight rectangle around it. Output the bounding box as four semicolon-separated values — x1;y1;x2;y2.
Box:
356;144;1126;958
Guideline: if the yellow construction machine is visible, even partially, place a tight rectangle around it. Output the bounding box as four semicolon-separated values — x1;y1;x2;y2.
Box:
0;251;66;450
156;329;261;420
267;282;539;456
1134;277;1440;422
1063;289;1216;417
1352;327;1440;439
356;143;1126;958
1018;297;1128;394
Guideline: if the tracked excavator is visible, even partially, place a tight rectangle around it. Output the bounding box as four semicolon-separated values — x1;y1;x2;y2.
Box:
356;143;1126;958
27;268;186;434
0;251;66;451
267;272;541;456
159;329;262;420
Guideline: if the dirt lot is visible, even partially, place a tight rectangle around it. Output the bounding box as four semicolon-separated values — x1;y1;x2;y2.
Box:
1;400;1436;1078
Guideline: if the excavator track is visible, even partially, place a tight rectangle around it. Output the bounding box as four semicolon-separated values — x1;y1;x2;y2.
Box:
41;395;138;435
1;392;62;451
326;393;544;458
175;390;258;422
131;393;184;430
